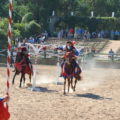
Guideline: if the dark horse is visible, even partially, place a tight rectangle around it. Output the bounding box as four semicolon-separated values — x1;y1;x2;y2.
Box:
12;52;33;88
62;53;82;94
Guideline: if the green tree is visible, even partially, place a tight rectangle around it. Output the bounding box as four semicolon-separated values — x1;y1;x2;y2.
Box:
25;20;41;37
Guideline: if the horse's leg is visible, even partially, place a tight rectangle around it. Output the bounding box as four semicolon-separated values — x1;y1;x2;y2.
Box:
74;78;77;91
68;78;70;93
70;78;74;90
12;71;17;85
23;74;25;86
29;74;31;83
19;73;23;88
64;78;66;95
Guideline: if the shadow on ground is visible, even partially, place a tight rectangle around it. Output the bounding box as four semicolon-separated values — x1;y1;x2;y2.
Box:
75;93;112;100
28;86;58;93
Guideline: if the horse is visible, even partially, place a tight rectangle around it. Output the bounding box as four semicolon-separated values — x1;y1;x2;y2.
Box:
12;52;33;88
62;53;82;94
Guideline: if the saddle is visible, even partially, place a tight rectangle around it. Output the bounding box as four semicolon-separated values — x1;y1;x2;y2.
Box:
61;52;82;78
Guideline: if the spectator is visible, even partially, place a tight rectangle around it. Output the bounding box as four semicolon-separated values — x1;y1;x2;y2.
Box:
21;39;27;47
108;49;115;60
58;31;62;40
43;30;48;40
68;28;74;39
28;37;34;43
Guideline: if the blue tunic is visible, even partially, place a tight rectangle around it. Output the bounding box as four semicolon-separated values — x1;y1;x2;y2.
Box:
57;46;79;56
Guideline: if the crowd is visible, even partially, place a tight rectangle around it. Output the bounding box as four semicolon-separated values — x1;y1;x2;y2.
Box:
57;28;120;40
27;31;48;43
14;31;49;46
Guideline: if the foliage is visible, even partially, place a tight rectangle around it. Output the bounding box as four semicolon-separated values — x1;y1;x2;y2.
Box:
22;12;34;23
13;23;26;37
0;18;8;48
55;16;120;32
25;20;41;37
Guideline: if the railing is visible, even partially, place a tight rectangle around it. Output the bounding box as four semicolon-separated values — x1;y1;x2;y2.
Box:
1;47;119;65
94;53;120;62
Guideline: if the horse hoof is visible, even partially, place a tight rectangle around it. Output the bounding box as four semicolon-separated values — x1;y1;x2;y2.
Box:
27;83;32;87
73;88;76;92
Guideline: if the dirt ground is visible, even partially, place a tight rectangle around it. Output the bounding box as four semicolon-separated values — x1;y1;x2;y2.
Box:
0;63;120;120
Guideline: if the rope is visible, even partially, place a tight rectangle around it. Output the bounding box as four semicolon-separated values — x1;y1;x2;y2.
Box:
6;0;12;96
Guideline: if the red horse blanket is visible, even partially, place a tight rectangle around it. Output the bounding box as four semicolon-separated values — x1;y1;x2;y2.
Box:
14;63;33;75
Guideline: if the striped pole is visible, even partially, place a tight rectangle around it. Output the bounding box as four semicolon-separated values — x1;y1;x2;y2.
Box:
7;0;12;95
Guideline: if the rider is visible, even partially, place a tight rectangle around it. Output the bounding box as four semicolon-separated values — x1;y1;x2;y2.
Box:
56;41;81;77
21;47;32;73
108;49;115;57
14;46;32;74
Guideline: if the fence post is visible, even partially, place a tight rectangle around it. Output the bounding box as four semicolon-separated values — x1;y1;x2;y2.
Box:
43;47;47;59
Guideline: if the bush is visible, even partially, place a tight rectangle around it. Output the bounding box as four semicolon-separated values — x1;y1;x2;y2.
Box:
0;29;7;49
55;16;120;32
14;23;26;37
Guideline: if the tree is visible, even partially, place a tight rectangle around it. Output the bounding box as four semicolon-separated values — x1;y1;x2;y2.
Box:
25;20;41;37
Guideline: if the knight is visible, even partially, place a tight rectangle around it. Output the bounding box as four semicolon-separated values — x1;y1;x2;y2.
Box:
55;41;81;78
14;46;32;75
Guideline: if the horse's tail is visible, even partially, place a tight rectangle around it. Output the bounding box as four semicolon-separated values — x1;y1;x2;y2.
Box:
74;64;82;81
75;74;82;81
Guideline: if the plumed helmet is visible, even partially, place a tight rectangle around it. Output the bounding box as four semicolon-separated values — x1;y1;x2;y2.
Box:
72;41;76;45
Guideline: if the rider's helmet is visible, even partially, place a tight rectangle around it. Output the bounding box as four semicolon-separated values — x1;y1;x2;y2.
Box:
21;47;28;54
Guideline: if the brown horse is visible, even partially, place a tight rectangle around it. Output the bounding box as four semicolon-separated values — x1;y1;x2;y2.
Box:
12;52;33;87
63;53;82;94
